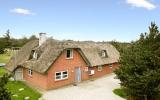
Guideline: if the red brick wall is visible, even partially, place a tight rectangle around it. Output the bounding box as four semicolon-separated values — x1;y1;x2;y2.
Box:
88;63;118;78
23;48;119;90
23;68;48;89
46;49;88;89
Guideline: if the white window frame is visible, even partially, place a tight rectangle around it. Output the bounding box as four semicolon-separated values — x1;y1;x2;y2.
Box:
55;71;68;81
28;69;32;76
66;49;73;59
98;65;103;71
109;64;113;68
33;51;38;59
101;50;107;57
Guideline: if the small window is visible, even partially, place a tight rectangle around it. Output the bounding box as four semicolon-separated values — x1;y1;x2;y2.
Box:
98;65;103;71
55;71;68;81
28;69;32;76
101;50;107;58
33;51;38;59
109;64;113;68
66;49;73;59
30;50;38;60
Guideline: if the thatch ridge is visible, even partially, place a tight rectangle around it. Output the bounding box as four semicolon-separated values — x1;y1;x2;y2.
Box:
6;38;120;74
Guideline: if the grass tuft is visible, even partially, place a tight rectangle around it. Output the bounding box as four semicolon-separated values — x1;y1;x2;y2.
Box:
113;88;127;99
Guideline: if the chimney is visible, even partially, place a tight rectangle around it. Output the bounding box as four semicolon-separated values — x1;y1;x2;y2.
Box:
39;33;47;46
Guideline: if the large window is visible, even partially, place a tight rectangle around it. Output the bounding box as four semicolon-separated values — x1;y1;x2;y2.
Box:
28;69;32;76
66;49;73;59
55;71;68;81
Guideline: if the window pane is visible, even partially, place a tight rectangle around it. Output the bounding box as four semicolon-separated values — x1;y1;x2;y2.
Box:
67;50;71;58
63;71;67;75
56;72;61;76
56;76;61;79
62;74;68;78
55;72;62;80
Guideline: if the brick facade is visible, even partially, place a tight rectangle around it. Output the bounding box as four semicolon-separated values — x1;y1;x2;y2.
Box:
23;49;118;90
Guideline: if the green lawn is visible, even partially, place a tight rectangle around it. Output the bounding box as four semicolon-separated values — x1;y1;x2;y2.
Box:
6;81;42;100
0;67;6;76
0;51;12;63
113;88;127;99
0;65;42;100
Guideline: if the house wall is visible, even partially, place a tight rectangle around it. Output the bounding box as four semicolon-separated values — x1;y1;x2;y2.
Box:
23;49;119;90
47;49;88;90
23;68;48;90
88;63;118;79
46;49;119;90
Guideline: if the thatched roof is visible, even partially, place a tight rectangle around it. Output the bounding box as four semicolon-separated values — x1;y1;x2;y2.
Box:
6;38;120;74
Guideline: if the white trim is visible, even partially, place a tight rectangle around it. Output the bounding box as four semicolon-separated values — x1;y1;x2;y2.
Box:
55;70;68;81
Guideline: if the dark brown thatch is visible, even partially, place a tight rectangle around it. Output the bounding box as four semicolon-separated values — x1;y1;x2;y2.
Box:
6;38;120;74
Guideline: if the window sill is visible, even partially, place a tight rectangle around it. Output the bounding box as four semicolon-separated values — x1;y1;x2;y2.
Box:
66;57;73;60
55;78;68;82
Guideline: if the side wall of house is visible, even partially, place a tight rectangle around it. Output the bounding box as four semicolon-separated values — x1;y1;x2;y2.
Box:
88;63;118;78
23;68;48;90
46;49;119;90
47;49;88;90
23;49;118;90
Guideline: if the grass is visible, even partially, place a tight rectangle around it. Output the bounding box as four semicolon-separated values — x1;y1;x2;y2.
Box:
0;51;13;63
0;67;6;76
6;81;42;100
0;68;42;100
113;88;127;99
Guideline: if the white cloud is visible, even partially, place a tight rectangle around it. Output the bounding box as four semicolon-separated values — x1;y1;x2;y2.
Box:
10;8;35;15
126;0;156;10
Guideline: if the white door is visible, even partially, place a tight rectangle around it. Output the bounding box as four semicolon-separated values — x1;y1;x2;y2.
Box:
15;68;23;80
75;67;81;83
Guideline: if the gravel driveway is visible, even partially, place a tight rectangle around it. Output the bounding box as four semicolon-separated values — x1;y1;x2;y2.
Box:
42;73;124;100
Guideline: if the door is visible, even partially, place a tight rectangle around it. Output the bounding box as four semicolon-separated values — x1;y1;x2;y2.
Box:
15;68;23;80
75;67;81;83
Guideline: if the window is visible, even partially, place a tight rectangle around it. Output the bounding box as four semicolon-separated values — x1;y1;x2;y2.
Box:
28;69;32;76
98;65;103;71
33;51;38;59
30;50;38;60
55;71;68;81
66;49;73;59
109;64;113;68
101;50;107;58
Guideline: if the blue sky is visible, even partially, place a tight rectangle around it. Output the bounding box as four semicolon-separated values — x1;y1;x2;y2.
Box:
0;0;160;42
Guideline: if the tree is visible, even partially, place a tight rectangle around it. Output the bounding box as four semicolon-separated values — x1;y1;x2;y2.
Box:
0;73;12;100
115;22;160;100
3;29;11;48
0;38;6;54
29;35;37;41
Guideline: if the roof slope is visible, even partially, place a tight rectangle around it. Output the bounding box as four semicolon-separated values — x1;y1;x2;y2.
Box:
6;39;120;74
